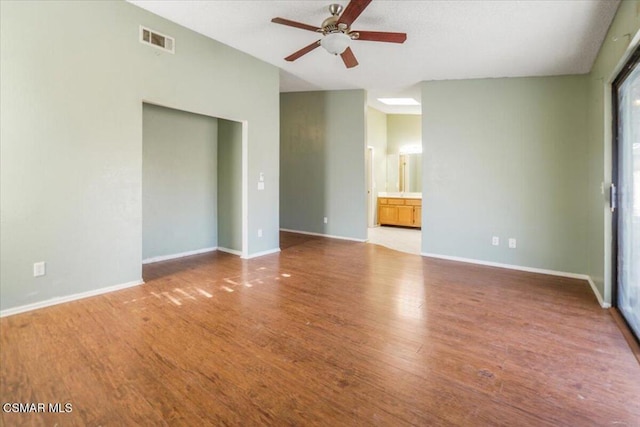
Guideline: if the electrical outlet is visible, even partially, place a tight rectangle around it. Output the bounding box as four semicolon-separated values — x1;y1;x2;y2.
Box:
33;262;46;277
258;229;263;238
492;236;499;246
508;238;517;249
323;217;328;224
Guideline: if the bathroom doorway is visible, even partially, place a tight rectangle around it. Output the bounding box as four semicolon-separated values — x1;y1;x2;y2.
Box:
366;111;423;255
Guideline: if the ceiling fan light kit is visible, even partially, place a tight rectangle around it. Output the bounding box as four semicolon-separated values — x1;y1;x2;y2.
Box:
321;32;351;55
271;0;407;69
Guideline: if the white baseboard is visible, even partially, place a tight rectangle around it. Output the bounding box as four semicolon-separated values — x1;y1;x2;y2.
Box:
218;247;242;256
421;252;587;279
243;248;281;259
587;277;610;308
142;247;217;264
0;279;144;318
421;252;609;308
280;228;367;243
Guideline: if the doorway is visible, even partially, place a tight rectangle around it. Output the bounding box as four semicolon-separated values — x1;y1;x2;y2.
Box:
365;111;423;255
366;146;375;228
612;45;640;341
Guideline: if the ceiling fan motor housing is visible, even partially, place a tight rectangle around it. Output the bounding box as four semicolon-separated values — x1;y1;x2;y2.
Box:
321;15;341;33
321;6;359;40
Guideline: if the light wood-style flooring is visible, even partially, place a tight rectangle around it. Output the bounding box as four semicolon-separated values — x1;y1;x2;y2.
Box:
1;231;639;426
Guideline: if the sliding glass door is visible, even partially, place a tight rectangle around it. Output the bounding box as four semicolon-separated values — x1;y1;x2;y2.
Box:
613;46;640;340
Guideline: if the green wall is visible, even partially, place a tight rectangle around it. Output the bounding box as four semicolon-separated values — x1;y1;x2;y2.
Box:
585;1;640;303
280;91;367;240
387;114;422;155
142;104;218;260
218;119;243;253
421;76;588;273
0;1;279;312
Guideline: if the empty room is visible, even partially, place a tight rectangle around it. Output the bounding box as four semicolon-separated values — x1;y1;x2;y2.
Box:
1;0;639;425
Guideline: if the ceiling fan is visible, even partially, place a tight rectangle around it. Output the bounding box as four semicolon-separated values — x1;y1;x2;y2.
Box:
271;0;407;69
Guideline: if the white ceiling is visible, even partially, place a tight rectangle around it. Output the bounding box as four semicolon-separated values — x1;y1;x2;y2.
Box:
129;0;620;114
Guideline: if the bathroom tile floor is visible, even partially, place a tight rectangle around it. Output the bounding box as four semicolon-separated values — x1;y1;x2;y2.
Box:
367;225;421;255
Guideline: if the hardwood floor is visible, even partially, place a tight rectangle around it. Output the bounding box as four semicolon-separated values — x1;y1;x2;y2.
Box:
1;231;639;426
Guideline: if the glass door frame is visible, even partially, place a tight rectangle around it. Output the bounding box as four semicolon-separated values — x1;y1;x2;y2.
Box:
611;44;640;342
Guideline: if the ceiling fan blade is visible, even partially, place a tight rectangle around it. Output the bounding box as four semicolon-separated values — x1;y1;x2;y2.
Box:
284;40;321;62
354;30;407;44
338;0;372;27
271;17;321;32
340;47;359;68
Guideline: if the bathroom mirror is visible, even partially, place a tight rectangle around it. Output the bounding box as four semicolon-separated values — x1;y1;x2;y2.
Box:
386;153;421;193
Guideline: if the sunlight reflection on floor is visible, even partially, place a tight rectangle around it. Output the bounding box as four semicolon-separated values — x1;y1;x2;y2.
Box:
133;267;295;306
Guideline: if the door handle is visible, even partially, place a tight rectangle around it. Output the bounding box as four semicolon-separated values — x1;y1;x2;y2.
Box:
610;183;617;213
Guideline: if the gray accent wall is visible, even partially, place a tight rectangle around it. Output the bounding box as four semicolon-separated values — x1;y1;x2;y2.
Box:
280;91;367;240
0;1;279;311
585;2;640;303
421;76;589;274
218;119;243;252
142;104;218;260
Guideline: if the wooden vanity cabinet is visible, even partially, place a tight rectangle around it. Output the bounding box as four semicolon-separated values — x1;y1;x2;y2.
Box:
377;197;422;228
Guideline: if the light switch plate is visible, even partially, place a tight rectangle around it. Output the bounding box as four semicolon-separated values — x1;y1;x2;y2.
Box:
258;182;265;190
33;262;46;277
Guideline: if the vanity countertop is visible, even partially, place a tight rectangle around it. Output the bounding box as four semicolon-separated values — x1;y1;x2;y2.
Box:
377;192;422;199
